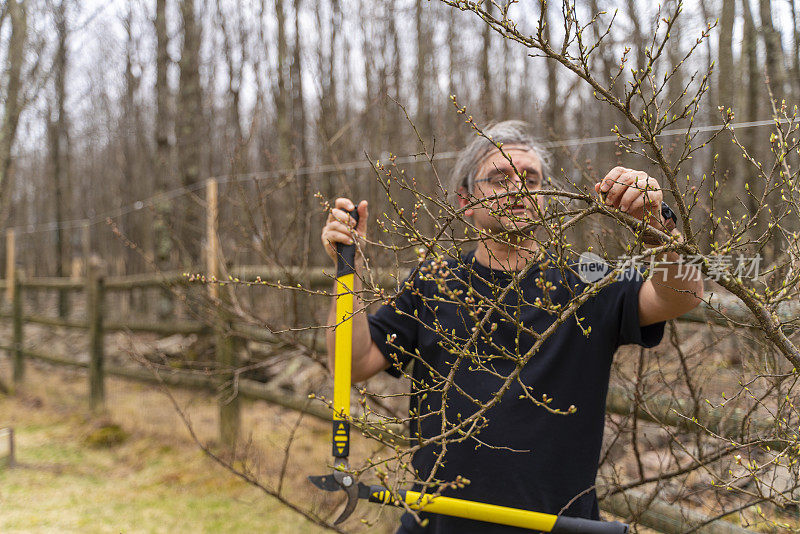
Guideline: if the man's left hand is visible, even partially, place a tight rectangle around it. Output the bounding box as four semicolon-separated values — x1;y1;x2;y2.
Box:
595;167;663;229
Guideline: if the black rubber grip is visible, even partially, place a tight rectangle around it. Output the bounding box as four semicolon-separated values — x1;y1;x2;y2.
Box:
335;207;360;277
363;484;395;503
551;516;628;534
332;420;350;458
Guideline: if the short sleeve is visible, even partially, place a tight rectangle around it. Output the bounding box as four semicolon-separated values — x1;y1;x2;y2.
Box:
597;268;665;348
368;276;421;377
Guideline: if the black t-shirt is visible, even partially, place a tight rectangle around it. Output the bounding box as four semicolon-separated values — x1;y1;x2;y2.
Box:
367;249;665;534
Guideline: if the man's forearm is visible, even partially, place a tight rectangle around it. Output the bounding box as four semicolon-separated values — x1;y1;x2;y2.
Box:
647;247;704;305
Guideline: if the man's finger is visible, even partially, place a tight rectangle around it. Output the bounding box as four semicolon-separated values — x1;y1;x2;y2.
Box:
355;200;369;235
331;208;357;228
618;182;645;212
623;196;645;215
603;172;637;206
326;220;354;235
324;230;355;246
334;197;355;212
335;197;355;210
599;167;630;193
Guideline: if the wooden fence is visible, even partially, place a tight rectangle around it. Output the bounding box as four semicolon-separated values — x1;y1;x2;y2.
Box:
1;262;785;533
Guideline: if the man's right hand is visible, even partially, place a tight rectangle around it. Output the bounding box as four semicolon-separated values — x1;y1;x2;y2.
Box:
321;198;368;263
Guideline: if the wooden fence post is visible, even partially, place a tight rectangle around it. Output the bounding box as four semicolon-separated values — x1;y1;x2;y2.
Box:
207;178;239;448
207;178;219;301
217;327;239;448
6;428;15;468
82;222;91;274
87;258;105;411
11;269;23;386
6;229;14;303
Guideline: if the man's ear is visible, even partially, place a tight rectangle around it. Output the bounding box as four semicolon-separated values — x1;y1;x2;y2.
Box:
457;186;474;217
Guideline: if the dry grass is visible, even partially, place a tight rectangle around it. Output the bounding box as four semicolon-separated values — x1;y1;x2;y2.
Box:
0;356;401;533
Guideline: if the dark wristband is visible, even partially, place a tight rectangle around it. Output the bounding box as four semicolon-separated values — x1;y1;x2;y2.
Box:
660;201;677;233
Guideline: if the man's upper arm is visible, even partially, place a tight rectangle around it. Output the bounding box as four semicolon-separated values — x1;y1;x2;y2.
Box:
354;341;392;382
366;273;423;378
638;279;671;326
599;269;665;348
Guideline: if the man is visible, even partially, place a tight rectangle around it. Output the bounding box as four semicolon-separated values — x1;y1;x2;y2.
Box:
320;121;703;533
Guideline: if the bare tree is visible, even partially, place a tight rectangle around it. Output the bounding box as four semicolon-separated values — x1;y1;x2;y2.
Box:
0;0;27;219
154;0;174;318
273;0;292;169
759;0;787;101
716;0;736;180
49;0;70;318
792;0;800;103
177;0;203;266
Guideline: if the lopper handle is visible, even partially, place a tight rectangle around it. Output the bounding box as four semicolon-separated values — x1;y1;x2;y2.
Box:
332;207;360;458
549;516;628;534
362;485;628;533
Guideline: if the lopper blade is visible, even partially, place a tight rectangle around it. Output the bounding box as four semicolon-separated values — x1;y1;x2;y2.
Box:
333;482;359;524
308;474;340;492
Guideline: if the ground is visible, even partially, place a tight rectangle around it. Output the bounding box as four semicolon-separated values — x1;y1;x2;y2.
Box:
0;312;791;533
0;357;400;533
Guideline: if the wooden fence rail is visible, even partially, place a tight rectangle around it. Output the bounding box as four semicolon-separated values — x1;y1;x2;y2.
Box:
2;266;794;441
3;267;797;326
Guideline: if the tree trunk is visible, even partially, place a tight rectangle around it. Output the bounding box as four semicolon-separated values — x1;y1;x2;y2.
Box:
415;0;433;137
123;5;139;277
666;0;685;122
314;0;339;175
154;0;174;319
758;0;787;263
274;0;292;169
388;1;402;152
0;0;27;224
290;0;306;167
741;0;761;239
446;8;461;138
759;0;787;102
291;0;310;264
698;0;718;175
542;0;560;173
216;0;244;147
52;0;69;319
792;0;800;104
502;25;512;120
716;0;736;182
177;0;203;267
479;1;493;119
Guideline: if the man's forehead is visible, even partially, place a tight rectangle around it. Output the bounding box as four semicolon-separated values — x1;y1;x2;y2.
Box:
478;146;542;172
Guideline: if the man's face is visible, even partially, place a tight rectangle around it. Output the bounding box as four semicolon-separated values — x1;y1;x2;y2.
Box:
460;146;545;237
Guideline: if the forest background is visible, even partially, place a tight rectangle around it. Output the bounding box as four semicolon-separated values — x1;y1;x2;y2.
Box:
3;0;800;532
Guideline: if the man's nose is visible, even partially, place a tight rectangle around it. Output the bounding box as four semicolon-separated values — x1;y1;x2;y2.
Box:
506;175;524;190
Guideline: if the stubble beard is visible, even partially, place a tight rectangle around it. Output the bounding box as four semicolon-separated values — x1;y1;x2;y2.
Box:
482;208;540;246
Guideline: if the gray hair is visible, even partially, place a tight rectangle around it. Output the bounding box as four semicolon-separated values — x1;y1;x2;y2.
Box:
449;120;553;200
